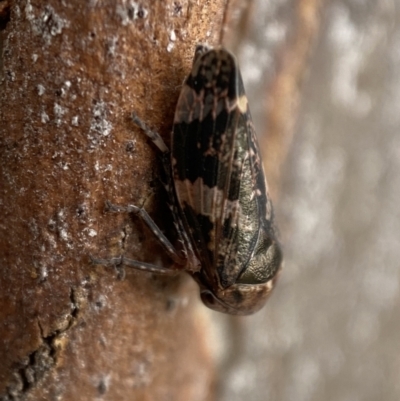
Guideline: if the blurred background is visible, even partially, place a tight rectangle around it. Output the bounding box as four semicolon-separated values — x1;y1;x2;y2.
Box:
215;1;400;400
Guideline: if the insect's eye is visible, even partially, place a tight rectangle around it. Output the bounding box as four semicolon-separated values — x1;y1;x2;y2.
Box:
237;234;282;285
200;290;218;309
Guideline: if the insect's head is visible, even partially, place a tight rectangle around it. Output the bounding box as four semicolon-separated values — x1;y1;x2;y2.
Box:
199;240;283;315
200;274;280;315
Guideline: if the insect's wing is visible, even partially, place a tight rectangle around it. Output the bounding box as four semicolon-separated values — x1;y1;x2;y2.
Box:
172;49;249;285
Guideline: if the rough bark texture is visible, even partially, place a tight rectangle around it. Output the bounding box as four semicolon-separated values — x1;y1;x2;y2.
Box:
0;1;228;400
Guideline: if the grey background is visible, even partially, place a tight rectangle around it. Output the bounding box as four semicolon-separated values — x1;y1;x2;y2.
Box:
216;1;400;400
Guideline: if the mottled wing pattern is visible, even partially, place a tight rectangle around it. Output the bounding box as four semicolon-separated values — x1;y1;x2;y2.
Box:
172;49;252;287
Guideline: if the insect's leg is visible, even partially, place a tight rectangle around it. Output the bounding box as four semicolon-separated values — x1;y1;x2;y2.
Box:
105;201;187;266
90;255;178;279
131;112;200;271
121;257;179;275
153;163;200;271
130;113;193;256
132;112;169;154
90;255;126;279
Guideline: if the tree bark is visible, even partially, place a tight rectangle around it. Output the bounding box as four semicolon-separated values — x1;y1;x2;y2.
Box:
0;1;228;400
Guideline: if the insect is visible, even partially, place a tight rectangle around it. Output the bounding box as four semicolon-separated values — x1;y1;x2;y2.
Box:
94;45;282;315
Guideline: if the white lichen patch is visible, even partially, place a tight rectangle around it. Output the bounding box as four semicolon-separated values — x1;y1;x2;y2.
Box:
41;111;50;124
88;101;113;148
59;227;68;242
58;81;72;98
88;229;98;237
54;208;74;249
7;71;16;82
106;36;118;57
37;263;48;282
26;2;70;45
116;1;148;26
37;84;45;96
71;116;79;126
54;103;67;127
167;30;176;52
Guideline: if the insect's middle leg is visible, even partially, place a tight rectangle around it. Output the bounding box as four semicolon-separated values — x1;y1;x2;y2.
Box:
105;201;187;266
90;255;179;278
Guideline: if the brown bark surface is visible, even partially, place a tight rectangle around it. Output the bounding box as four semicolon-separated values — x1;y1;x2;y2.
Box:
0;1;228;400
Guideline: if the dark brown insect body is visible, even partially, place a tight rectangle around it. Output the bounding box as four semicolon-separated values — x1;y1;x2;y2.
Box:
170;46;282;314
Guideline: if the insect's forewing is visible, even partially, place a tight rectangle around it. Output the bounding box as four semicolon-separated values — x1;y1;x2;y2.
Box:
172;49;282;312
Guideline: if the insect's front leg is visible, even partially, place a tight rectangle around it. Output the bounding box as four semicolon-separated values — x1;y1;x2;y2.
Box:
131;113;201;273
132;112;169;154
